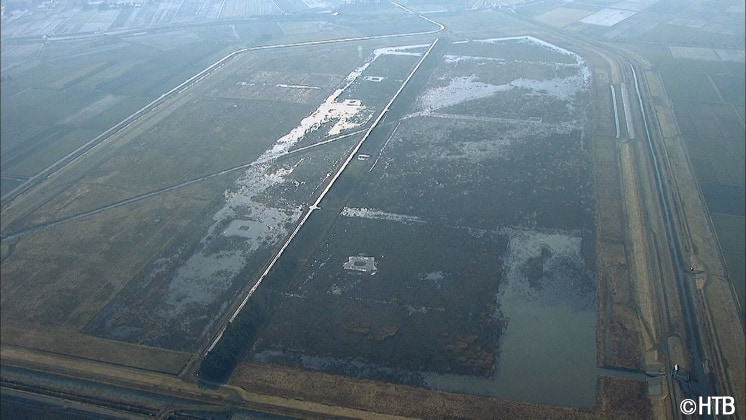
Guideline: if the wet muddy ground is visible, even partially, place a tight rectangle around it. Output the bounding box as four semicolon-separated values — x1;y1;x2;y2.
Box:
247;37;598;406
84;45;426;352
86;36;598;406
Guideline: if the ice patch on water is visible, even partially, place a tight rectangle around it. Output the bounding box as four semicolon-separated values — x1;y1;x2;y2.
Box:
373;44;429;58
405;304;428;315
510;75;587;101
476;36;579;60
275;83;322;90
423;271;444;281
159;45;414;323
418;72;586;113
444;54;506;64
418;75;513;113
504;228;582;273
500;226;594;310
420;271;446;289
419;36;591;114
165;251;247;307
476;36;591;85
341;207;425;224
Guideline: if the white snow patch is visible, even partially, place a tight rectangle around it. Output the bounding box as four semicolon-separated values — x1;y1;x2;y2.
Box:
341;207;425;224
373;44;429;58
418;75;513;113
405;304;428;315
423;271;445;281
580;8;636;27
275;83;322;90
444;54;506;64
475;36;590;82
418;37;590;113
510;75;587;101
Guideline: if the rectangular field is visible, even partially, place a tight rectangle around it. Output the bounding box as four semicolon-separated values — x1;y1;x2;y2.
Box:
643;47;745;313
1;41;407;364
238;37;598;407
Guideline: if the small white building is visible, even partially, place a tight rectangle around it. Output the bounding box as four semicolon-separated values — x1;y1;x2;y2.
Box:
343;255;377;274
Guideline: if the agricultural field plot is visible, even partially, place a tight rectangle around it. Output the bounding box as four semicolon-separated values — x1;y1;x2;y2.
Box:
513;0;744;46
0;41;426;366
219;0;282;18
271;0;310;13
270;12;435;45
244;37;598;407
627;6;744;46
78;44;427;352
642;48;746;310
0;31;236;197
580;9;637;27
534;7;596;28
0;0;288;41
339;12;437;37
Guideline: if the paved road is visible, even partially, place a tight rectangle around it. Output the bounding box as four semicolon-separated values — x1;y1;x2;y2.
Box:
0;363;324;418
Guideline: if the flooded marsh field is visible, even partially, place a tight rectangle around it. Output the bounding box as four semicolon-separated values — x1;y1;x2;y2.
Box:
243;37;598;407
2;32;600;406
0;38;427;371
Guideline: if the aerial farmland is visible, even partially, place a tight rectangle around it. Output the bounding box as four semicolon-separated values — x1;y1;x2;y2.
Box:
1;0;743;418
238;36;598;407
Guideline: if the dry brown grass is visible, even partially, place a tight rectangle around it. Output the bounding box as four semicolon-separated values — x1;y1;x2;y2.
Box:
1;327;189;374
231;362;599;419
597;377;652;419
0;44;366;374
